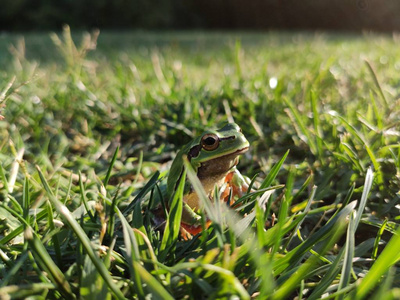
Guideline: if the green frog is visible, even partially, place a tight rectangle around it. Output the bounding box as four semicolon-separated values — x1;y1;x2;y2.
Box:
166;123;250;237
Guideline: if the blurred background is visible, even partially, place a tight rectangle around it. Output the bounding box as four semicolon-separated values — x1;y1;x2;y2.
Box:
1;0;400;32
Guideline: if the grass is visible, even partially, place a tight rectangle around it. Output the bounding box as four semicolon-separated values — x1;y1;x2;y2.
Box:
1;26;400;298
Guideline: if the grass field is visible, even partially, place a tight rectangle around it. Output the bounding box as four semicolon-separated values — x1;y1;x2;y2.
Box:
1;27;400;299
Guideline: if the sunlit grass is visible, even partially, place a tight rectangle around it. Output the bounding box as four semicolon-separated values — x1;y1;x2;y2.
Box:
0;26;400;298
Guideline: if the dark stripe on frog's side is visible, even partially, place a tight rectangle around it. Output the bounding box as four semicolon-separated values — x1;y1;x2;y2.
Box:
188;144;202;160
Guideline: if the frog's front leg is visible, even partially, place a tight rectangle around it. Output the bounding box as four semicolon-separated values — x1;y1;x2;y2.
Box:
231;168;250;192
180;202;210;238
223;168;251;205
181;202;201;226
178;170;250;239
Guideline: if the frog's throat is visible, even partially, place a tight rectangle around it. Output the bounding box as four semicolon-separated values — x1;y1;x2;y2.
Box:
196;147;248;179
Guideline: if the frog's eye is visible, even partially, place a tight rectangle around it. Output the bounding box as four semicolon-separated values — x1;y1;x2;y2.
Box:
201;134;219;151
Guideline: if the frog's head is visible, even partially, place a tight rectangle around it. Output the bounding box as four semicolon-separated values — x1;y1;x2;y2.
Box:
167;123;250;197
188;123;249;177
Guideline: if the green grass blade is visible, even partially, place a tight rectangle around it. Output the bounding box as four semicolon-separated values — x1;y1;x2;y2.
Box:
340;143;365;173
354;167;373;229
0;203;31;230
337;211;356;300
183;157;216;223
354;222;400;298
36;166;126;300
133;261;174;300
0;207;49;245
0;283;55;299
24;227;76;299
334;115;383;188
310;90;323;159
123;170;160;215
107;184;121;238
45;199;62;266
6;195;23;214
285;185;317;248
116;208;144;297
169;262;250;299
271;181;293;256
368;91;383;130
132;151;144;188
22;177;30;221
372;218;387;260
272;210;348;299
80;254;110;300
283;97;317;155
308;248;346;300
273;201;357;275
103;146;119;188
0;251;29;287
79;171;96;223
364;60;388;109
260;150;289;189
371;267;396;300
0;164;9;195
291;174;313;205
159;169;185;261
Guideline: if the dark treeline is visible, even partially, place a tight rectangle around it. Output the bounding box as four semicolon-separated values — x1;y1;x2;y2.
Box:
0;0;195;30
2;0;400;32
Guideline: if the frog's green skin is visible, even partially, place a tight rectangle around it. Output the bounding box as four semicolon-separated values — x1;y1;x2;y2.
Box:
166;123;249;228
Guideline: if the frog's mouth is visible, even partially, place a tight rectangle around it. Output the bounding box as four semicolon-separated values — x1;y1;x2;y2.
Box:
197;147;249;178
233;147;249;155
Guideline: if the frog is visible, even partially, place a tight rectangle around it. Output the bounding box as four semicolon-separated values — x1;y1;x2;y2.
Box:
166;122;250;237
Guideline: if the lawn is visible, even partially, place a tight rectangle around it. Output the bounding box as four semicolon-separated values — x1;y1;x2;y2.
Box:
1;27;400;299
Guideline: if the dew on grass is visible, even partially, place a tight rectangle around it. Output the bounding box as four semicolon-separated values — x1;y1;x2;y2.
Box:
269;77;278;89
380;55;388;64
30;95;41;104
